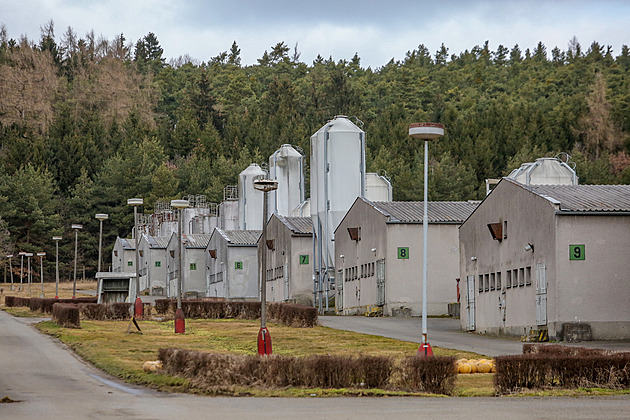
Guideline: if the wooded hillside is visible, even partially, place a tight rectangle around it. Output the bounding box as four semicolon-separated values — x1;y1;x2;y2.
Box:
1;22;629;278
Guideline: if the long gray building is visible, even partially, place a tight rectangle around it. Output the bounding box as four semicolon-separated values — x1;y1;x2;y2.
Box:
334;197;478;316
459;178;630;341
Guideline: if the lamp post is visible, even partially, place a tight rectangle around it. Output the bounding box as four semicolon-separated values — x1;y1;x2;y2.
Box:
171;199;189;333
37;252;46;297
53;236;62;298
409;122;444;357
127;198;143;319
95;214;108;274
253;178;278;355
25;253;33;294
19;252;25;291
7;255;14;291
72;224;83;299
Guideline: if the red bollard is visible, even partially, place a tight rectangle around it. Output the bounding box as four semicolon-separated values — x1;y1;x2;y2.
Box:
174;307;185;334
134;297;143;319
257;327;272;355
417;342;434;357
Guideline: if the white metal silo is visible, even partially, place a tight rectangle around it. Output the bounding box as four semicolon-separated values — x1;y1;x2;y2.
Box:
365;172;393;202
310;116;366;312
238;163;266;230
508;157;578;185
269;144;305;216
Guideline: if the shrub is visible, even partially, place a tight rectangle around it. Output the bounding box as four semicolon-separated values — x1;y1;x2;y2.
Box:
12;297;31;307
396;356;457;395
495;352;630;394
4;296;15;306
52;303;80;328
268;303;318;327
158;349;452;394
78;303;132;320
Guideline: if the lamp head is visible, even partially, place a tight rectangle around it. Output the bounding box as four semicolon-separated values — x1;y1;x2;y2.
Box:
253;178;278;192
53;236;62;241
95;213;109;221
171;199;190;209
409;122;445;140
72;224;83;230
127;198;143;206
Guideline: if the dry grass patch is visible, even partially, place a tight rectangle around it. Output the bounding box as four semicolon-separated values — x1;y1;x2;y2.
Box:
1;280;97;300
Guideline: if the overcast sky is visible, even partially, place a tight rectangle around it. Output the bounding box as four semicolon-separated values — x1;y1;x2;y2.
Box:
2;0;629;68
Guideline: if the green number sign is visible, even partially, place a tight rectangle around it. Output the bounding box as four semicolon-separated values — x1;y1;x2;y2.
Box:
190;263;197;270
569;244;585;261
235;261;243;270
299;255;309;265
155;261;161;267
398;247;409;259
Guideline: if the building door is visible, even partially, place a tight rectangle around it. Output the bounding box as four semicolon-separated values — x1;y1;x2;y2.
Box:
336;269;344;311
283;264;289;301
466;275;476;331
376;259;385;306
535;263;547;326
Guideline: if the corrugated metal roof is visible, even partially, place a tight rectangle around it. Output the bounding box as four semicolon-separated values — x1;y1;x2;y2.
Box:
182;234;212;248
277;215;313;234
119;238;135;250
145;235;169;248
514;180;630;212
219;230;262;245
367;199;479;223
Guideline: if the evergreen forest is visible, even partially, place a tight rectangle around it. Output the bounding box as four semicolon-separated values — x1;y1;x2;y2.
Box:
1;21;629;280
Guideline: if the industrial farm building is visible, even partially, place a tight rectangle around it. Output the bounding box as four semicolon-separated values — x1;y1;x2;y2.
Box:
334;197;478;316
459;178;630;341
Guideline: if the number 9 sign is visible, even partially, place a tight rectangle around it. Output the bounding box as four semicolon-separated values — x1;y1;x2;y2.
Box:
569;244;585;261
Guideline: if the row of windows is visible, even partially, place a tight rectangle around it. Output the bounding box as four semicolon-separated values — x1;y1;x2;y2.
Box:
265;266;284;282
344;262;376;282
478;266;532;293
209;271;224;284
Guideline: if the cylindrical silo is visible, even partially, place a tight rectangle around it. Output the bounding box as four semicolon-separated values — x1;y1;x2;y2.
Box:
238;163;267;230
365;172;393;202
310;116;366;311
269;144;305;216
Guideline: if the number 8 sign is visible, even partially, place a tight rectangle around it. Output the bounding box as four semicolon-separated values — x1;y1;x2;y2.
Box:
398;247;409;259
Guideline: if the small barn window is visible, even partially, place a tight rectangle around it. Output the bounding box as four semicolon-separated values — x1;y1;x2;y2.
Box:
525;266;532;286
519;268;525;286
487;223;503;242
347;227;361;241
490;273;495;290
478;274;483;292
484;274;490;292
114;250;118;256
503;220;508;239
496;272;502;289
506;270;511;288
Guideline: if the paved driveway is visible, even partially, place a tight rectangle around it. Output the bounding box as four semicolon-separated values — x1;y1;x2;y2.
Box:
319;316;630;357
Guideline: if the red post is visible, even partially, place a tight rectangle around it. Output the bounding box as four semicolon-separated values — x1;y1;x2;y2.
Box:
417;343;434;357
134;297;144;319
174;307;185;334
257;327;272;355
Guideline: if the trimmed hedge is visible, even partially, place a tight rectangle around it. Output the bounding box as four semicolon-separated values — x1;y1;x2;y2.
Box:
495;350;630;394
154;299;317;327
78;303;132;320
158;348;456;395
52;303;81;328
29;297;98;314
4;296;31;307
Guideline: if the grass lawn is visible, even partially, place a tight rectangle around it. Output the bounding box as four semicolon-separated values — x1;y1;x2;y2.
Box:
1;280;97;299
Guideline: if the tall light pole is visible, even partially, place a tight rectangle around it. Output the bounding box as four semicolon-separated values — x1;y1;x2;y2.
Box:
7;254;14;291
25;252;34;294
127;198;144;318
72;224;83;299
53;236;62;298
19;252;25;291
95;214;108;273
171;199;189;334
37;252;46;297
409;122;444;357
253;178;278;355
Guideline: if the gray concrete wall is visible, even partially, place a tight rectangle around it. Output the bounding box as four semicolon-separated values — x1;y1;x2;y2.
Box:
182;248;207;296
554;215;630;339
206;232;229;298
227;246;258;299
260;216;313;304
459;180;559;337
385;223;461;316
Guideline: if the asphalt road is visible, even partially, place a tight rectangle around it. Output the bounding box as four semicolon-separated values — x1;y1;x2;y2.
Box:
2;310;630;419
319;315;630;357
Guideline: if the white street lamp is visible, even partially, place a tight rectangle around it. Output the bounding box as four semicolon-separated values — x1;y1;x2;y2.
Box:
37;252;46;297
95;214;109;273
72;224;83;299
171;199;189;334
7;254;14;291
25;253;33;294
53;236;62;298
409;122;445;357
127;198;143;319
253;178;278;355
18;252;26;291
